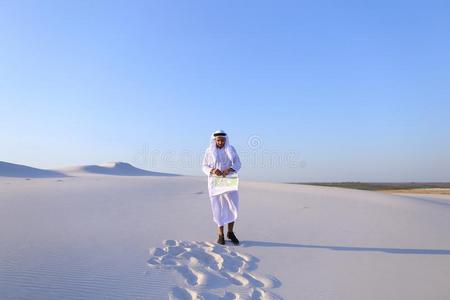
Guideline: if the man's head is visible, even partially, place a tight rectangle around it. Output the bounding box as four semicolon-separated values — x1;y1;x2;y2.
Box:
215;136;226;149
212;130;227;149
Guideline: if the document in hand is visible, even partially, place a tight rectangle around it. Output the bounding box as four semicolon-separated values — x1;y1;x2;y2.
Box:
208;173;239;196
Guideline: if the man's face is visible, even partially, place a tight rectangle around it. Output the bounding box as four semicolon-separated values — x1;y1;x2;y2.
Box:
215;137;226;149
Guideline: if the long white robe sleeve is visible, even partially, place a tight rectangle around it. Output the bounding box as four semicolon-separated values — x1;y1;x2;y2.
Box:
202;150;213;176
228;146;241;172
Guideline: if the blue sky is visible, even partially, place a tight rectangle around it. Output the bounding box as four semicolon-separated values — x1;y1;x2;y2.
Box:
1;0;449;182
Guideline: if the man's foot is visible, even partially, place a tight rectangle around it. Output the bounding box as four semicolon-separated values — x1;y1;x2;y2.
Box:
217;234;225;245
227;231;240;245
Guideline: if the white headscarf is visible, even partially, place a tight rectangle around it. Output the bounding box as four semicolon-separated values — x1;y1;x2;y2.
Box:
208;130;236;164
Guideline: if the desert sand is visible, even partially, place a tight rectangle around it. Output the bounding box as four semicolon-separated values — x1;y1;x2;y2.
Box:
1;161;450;299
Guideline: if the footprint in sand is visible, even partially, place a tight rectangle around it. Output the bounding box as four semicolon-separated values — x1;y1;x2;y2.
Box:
147;240;282;300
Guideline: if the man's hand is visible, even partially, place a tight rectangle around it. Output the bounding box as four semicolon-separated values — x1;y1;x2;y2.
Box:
211;168;223;176
222;168;235;177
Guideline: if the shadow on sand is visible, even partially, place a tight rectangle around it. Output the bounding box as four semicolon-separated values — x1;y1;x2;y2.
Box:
241;240;450;255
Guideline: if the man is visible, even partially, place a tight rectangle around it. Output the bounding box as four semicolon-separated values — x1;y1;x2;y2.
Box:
202;130;241;245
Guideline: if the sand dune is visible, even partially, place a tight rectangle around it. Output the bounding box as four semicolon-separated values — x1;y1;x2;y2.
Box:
0;161;67;178
61;161;177;176
0;161;175;178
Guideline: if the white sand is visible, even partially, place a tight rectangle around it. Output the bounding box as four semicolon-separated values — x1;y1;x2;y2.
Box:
1;165;450;299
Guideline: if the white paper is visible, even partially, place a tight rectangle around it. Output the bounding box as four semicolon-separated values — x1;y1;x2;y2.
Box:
208;173;239;196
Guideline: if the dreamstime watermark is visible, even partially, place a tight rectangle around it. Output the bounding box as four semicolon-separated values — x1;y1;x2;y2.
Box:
132;135;306;171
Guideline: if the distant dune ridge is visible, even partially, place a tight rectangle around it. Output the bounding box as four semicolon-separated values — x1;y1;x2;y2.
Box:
61;162;177;176
0;161;176;177
0;161;67;178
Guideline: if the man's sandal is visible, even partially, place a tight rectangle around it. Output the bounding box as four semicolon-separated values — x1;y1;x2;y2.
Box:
217;234;225;245
227;232;240;245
